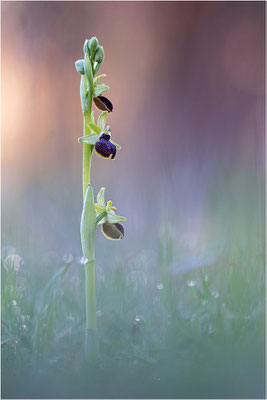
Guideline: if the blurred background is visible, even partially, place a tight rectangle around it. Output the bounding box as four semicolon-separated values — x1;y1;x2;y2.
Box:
1;2;265;398
2;1;264;258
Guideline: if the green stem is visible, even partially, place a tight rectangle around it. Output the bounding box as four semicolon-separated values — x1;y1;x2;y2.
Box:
82;114;93;197
80;186;97;356
83;160;96;333
81;68;97;353
85;260;96;331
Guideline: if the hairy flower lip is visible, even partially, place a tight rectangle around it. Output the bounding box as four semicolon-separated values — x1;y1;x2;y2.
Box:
101;222;124;240
95;136;116;159
93;95;113;112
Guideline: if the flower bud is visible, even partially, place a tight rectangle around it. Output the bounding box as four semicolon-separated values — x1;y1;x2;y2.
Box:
93;95;113;112
101;222;124;240
95;134;116;159
94;45;104;63
88;36;99;59
83;39;90;56
75;59;85;74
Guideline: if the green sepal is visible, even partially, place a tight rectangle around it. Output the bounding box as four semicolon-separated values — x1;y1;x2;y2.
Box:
97;111;108;129
106;212;126;224
94;54;104;75
96;210;107;226
97;187;105;208
93;84;109;98
87;122;102;134
80;75;88;114
78;133;99;145
110;139;121;150
80;185;96;261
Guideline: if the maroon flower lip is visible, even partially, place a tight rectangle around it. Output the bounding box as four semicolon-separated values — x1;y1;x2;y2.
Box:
95;133;116;159
93;95;113;112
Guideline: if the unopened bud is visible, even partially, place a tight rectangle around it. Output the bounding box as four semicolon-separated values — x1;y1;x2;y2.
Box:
75;59;85;74
88;36;99;59
94;45;104;63
83;39;90;56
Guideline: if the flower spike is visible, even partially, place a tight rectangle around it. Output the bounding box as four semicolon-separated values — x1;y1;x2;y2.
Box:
75;37;126;340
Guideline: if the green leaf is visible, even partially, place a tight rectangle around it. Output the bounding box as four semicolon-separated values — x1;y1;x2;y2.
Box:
93;84;109;97
97;111;108;129
110;139;121;150
87;122;102;134
78;133;99;145
94;74;107;84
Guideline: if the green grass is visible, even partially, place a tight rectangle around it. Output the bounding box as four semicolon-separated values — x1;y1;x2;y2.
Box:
1;224;265;399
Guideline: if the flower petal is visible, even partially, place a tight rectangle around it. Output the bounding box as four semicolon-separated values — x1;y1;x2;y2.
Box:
97;111;108;130
106;200;113;211
93;84;109;98
110;139;121;150
93;73;107;84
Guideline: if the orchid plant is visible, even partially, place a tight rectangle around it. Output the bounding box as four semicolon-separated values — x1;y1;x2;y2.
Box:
75;37;126;355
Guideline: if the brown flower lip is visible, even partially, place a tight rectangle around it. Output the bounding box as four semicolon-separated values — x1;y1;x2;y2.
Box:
101;222;124;240
93;95;113;112
95;134;116;159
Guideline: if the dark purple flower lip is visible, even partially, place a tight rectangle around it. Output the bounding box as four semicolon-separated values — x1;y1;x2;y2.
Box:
93;95;113;112
95;134;116;159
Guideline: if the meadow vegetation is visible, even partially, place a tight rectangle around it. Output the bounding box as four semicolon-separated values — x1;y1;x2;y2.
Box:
2;222;264;398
